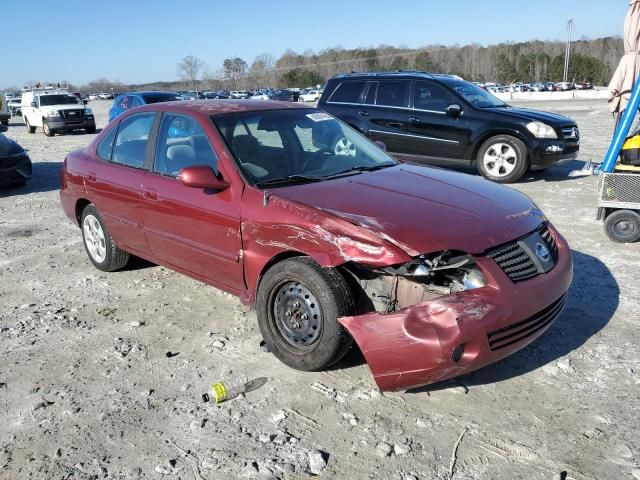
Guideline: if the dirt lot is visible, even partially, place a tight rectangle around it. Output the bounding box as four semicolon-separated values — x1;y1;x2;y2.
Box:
0;99;638;480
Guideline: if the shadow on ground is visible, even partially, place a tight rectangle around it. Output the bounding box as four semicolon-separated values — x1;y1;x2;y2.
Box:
408;250;618;394
0;161;62;197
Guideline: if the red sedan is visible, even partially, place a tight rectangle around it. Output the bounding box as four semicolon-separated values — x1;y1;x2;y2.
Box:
60;100;573;392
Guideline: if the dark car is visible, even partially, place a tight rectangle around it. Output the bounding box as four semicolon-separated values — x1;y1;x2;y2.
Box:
319;72;580;183
60;100;572;392
202;90;230;99
108;91;183;122
0;125;32;187
270;89;300;102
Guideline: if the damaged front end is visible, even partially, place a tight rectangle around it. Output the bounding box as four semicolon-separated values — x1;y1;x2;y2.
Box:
338;239;573;392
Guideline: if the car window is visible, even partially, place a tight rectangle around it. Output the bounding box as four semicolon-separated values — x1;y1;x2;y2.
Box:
111;113;155;168
329;81;365;104
154;114;218;177
376;81;410;108
97;126;118;160
364;82;378;105
413;81;455;112
130;96;143;107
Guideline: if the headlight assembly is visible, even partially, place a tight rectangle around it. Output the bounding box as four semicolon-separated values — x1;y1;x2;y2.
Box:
526;121;557;139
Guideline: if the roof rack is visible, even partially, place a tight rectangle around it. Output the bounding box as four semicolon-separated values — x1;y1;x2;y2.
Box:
339;70;434;78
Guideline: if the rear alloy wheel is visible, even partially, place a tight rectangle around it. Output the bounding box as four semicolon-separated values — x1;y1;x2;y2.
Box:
256;257;355;371
43;120;54;137
604;210;640;243
477;135;528;183
81;205;130;271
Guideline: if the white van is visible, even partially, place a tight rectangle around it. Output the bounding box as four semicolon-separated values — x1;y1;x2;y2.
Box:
21;89;95;136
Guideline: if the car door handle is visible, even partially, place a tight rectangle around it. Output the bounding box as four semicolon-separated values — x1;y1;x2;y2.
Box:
358;111;369;117
409;116;421;123
387;122;403;129
143;189;158;200
87;172;97;183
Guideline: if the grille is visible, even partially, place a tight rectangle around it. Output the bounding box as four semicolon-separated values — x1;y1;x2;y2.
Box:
487;224;557;282
599;172;640;204
60;109;84;119
562;126;579;141
487;293;567;351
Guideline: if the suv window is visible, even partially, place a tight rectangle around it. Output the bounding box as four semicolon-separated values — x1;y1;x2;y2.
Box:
154;114;218;177
97;126;118;160
364;82;378;105
413;81;455;112
329;81;365;104
376;81;410;108
111;113;155;168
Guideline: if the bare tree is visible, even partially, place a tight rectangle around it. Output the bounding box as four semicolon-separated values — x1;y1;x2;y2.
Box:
177;55;204;92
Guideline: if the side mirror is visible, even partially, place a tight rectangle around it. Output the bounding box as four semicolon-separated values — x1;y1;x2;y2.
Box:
31;101;37;108
83;99;88;105
446;104;462;117
0;125;7;133
178;165;230;191
374;140;387;151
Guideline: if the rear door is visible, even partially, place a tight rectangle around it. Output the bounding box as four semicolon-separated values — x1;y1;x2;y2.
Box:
403;80;469;160
140;112;244;291
87;112;156;253
360;80;411;155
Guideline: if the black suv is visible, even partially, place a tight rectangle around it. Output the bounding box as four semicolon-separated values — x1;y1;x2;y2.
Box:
319;72;580;183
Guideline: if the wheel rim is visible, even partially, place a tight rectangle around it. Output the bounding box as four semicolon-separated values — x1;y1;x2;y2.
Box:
83;215;107;262
272;281;322;347
613;219;637;239
483;142;518;177
43;122;49;135
334;138;357;157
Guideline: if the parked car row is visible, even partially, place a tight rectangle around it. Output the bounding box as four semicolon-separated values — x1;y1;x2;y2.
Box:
477;81;593;94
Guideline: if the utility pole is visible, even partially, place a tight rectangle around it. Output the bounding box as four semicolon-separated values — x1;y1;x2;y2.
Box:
563;12;574;83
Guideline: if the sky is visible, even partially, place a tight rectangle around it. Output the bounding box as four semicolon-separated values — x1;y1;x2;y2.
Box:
1;0;630;88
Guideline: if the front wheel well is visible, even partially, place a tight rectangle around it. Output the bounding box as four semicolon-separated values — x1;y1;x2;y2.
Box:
470;131;531;164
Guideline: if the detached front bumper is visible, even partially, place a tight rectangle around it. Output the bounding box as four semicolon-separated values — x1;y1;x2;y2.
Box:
339;228;573;392
0;154;32;186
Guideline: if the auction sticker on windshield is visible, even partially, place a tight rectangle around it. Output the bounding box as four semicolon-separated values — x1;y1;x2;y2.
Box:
306;112;332;122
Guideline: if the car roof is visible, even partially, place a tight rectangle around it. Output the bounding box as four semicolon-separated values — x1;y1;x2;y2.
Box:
331;71;463;81
130;99;310;116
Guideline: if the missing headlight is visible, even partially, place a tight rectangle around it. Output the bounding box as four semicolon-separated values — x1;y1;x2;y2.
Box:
343;251;487;314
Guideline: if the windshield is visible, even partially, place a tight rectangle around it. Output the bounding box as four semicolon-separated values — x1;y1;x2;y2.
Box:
141;93;182;104
212;109;397;187
446;80;506;108
39;94;83;106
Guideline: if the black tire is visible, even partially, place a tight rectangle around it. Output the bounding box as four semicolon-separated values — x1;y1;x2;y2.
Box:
86;125;96;134
1;120;8;126
80;204;130;271
476;135;528;183
43;119;54;137
256;257;355;371
25;118;36;134
604;210;640;243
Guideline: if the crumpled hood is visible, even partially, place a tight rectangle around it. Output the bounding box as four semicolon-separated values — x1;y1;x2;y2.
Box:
0;134;25;157
274;164;546;256
488;106;576;126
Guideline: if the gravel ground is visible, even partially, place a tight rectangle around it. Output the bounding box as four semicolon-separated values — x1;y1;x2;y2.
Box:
0;99;638;480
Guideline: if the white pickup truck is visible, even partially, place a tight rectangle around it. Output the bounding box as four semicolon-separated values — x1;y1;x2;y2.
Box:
21;89;96;136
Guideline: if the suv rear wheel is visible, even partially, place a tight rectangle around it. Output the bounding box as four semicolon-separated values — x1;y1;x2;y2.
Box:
476;135;528;183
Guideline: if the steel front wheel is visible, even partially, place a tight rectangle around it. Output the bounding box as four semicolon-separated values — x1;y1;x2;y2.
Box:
256;257;355;371
43;120;53;137
477;135;528;183
604;210;640;243
81;204;130;271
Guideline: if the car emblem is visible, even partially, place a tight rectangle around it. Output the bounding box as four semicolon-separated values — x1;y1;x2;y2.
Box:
535;242;551;262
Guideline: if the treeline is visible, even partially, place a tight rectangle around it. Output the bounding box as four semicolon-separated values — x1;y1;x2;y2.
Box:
34;36;622;94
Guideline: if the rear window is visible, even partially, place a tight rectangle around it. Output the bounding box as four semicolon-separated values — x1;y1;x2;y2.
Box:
141;93;182;104
329;81;365;104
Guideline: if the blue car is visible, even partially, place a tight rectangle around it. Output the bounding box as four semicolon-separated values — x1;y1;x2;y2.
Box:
108;91;183;122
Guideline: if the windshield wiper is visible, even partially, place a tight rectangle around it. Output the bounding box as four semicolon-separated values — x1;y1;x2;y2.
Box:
255;175;324;188
324;163;396;179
